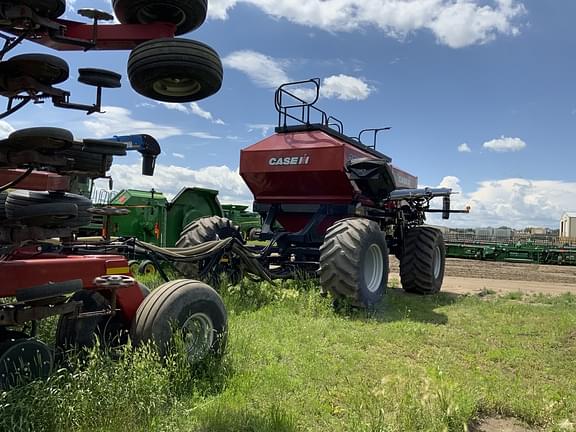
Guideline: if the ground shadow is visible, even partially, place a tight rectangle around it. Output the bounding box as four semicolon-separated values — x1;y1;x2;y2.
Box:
337;288;461;325
194;405;297;432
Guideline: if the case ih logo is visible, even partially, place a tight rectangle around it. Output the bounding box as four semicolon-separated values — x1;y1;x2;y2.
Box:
268;155;310;166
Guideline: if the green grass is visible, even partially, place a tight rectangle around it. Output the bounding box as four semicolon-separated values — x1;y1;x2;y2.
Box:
2;279;576;432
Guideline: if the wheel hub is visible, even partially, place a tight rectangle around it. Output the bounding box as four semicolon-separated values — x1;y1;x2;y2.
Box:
152;77;202;97
364;243;384;293
137;4;187;27
181;312;214;362
433;245;442;279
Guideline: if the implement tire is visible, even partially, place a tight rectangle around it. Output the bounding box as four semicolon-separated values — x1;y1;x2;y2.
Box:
113;0;207;35
131;279;227;362
399;226;445;295
127;38;222;103
320;218;388;307
175;215;238;279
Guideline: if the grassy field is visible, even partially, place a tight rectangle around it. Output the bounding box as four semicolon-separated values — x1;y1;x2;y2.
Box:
1;277;575;432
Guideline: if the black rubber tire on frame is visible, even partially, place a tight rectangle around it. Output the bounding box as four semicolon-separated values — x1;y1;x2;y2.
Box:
175;215;239;279
0;54;69;85
78;68;122;88
55;290;130;353
112;0;207;35
399;226;446;295
14;0;66;19
0;192;7;221
5;191;92;228
131;279;227;362
127;38;223;103
5;127;73;151
61;147;113;174
319;218;389;307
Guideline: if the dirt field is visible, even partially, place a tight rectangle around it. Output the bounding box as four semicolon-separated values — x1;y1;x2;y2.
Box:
389;257;576;296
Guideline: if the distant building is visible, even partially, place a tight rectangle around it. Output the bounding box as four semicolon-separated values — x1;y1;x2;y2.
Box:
560;213;576;238
526;227;547;235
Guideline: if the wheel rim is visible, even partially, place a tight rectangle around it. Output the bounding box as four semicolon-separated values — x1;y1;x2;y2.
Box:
152;77;202;97
364;243;384;293
144;264;156;275
181;312;214;361
433;245;442;279
136;4;186;27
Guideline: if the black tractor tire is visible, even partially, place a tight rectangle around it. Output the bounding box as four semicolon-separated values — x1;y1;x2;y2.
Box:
128;260;140;274
113;0;207;35
61;147;113;174
6;127;73;151
127;38;223;103
0;54;69;85
175;215;239;279
0;192;7;221
131;279;227;362
15;0;66;19
247;227;261;242
320;218;389;307
78;68;122;88
5;191;92;228
56;290;130;354
399;227;446;295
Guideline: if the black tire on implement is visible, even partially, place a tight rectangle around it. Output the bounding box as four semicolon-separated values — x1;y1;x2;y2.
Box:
112;0;207;35
0;192;7;221
0;54;69;85
5;127;74;151
56;290;129;353
131;279;227;362
320;218;389;307
6;0;66;19
127;38;223;103
175;215;239;279
399;226;446;295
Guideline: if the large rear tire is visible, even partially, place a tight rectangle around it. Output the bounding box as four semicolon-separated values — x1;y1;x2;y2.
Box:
112;0;207;35
175;215;239;279
127;38;223;103
320;218;389;307
131;279;227;362
399;227;446;295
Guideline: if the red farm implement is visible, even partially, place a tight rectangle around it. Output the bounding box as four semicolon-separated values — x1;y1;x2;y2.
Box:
0;0;227;389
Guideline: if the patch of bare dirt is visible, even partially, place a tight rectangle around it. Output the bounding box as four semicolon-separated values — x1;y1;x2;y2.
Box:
389;258;576;296
470;417;537;432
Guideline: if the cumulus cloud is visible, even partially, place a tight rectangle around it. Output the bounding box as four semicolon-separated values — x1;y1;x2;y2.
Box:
428;176;576;228
223;51;373;101
210;0;526;48
483;136;526;152
99;163;252;205
458;143;471;153
155;102;225;124
0;120;15;139
83;106;182;139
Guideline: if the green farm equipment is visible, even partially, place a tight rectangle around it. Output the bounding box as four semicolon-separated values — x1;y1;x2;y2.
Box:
222;204;261;240
86;187;224;247
446;239;576;266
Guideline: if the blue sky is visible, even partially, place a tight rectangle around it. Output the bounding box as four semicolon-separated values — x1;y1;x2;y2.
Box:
3;0;575;228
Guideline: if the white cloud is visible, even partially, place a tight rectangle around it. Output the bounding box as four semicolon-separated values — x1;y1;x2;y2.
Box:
0;120;15;139
83;106;182;139
188;132;221;140
223;50;290;89
157;102;189;113
155;101;225;124
428;176;576;228
224;51;373;101
210;0;525;48
483;136;526;152
172;153;185;159
247;123;276;137
458;143;471;153
100;163;252;205
189;103;226;125
321;74;373;101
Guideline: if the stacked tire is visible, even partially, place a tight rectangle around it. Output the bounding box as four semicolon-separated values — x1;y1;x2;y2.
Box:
113;0;223;103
